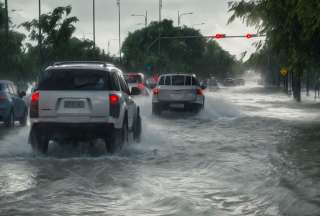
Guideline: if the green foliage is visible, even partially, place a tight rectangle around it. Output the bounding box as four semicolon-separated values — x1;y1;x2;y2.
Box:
122;19;242;78
229;0;320;101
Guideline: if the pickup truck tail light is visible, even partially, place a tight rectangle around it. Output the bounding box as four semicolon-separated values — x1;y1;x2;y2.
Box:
30;91;40;118
196;88;203;96
109;94;120;118
153;88;160;95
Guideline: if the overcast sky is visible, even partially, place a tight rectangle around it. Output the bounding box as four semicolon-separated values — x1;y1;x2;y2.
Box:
7;0;261;59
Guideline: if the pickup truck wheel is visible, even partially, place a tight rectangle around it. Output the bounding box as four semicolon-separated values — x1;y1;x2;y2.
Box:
133;112;142;143
29;127;49;154
19;109;28;126
4;111;14;128
152;103;161;116
106;118;128;153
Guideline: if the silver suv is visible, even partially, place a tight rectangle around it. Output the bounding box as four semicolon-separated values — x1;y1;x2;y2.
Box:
152;74;205;115
29;61;142;154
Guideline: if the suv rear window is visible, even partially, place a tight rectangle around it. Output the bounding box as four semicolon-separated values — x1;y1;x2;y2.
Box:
38;69;110;91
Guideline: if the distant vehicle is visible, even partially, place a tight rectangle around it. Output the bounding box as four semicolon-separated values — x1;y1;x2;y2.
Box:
235;78;245;86
29;61;142;154
0;80;28;127
146;75;159;89
124;73;149;96
207;77;220;91
152;74;205;115
223;78;236;86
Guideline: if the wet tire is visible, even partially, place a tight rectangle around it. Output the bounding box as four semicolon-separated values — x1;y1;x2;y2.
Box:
106;117;128;154
19;108;28;126
29;127;49;154
4;111;14;128
133;112;142;143
152;103;161;116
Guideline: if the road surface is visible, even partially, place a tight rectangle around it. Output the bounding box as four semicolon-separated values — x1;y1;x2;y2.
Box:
0;83;319;216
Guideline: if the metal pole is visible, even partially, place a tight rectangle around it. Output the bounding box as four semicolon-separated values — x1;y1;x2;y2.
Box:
117;0;121;62
4;0;9;73
5;0;9;43
93;0;96;48
38;0;43;67
145;10;148;27
178;11;180;26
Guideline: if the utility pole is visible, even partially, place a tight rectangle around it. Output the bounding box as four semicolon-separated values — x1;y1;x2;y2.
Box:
4;0;9;72
93;0;96;48
38;0;43;67
158;0;162;55
145;10;148;27
117;0;121;63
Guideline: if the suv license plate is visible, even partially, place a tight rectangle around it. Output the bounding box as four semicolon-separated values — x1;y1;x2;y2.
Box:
64;101;85;108
170;103;184;109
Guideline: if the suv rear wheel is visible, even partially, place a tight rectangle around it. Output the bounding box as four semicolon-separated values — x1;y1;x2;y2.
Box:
133;112;142;143
4;111;14;128
106;117;128;153
29;127;49;154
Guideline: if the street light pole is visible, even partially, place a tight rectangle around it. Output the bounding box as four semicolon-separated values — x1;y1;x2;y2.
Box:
178;11;193;26
38;0;43;67
4;0;9;43
93;0;96;48
131;11;148;27
117;0;121;62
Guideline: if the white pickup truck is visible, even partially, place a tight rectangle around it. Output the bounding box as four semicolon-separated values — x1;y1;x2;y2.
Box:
29;61;142;154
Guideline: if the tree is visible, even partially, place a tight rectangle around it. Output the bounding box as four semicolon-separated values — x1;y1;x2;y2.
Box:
229;0;320;101
122;19;241;78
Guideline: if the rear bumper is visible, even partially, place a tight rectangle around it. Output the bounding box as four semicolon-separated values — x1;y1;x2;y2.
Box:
152;96;204;105
31;122;114;140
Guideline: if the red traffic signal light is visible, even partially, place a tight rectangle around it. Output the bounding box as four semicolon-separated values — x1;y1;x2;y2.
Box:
214;33;226;39
245;33;257;39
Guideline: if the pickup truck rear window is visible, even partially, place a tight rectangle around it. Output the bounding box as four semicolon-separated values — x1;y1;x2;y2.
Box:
38;69;110;91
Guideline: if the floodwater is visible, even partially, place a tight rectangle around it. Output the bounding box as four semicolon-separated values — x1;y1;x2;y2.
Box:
0;81;320;216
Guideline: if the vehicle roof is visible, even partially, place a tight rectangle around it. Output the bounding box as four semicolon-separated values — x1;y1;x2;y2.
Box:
46;61;116;72
125;73;144;77
159;73;197;77
0;80;14;84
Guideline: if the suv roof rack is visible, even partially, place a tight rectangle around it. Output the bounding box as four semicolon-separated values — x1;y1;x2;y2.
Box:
53;61;114;67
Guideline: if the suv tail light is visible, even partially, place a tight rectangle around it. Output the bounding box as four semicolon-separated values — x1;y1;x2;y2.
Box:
0;95;7;100
109;94;120;118
138;83;145;90
30;91;40;118
153;88;160;95
196;88;203;96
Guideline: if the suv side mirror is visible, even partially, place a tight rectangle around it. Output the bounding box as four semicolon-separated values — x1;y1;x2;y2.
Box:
19;91;26;98
131;87;141;96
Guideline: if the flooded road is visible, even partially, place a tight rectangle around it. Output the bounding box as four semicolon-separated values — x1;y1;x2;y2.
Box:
0;83;320;216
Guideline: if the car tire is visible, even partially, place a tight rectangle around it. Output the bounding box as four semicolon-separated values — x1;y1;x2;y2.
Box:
106;117;128;154
152;103;161;116
133;112;142;143
29;126;49;154
4;111;14;128
19;108;28;126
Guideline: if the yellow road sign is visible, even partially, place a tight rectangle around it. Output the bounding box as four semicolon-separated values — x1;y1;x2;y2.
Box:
280;68;288;77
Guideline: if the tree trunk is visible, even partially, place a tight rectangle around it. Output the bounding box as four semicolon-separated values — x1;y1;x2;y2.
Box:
292;66;302;102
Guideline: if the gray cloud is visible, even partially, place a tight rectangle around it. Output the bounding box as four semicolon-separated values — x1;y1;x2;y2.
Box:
7;0;260;58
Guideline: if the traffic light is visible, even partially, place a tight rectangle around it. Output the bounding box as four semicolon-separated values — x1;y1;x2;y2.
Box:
214;33;226;39
245;34;257;39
